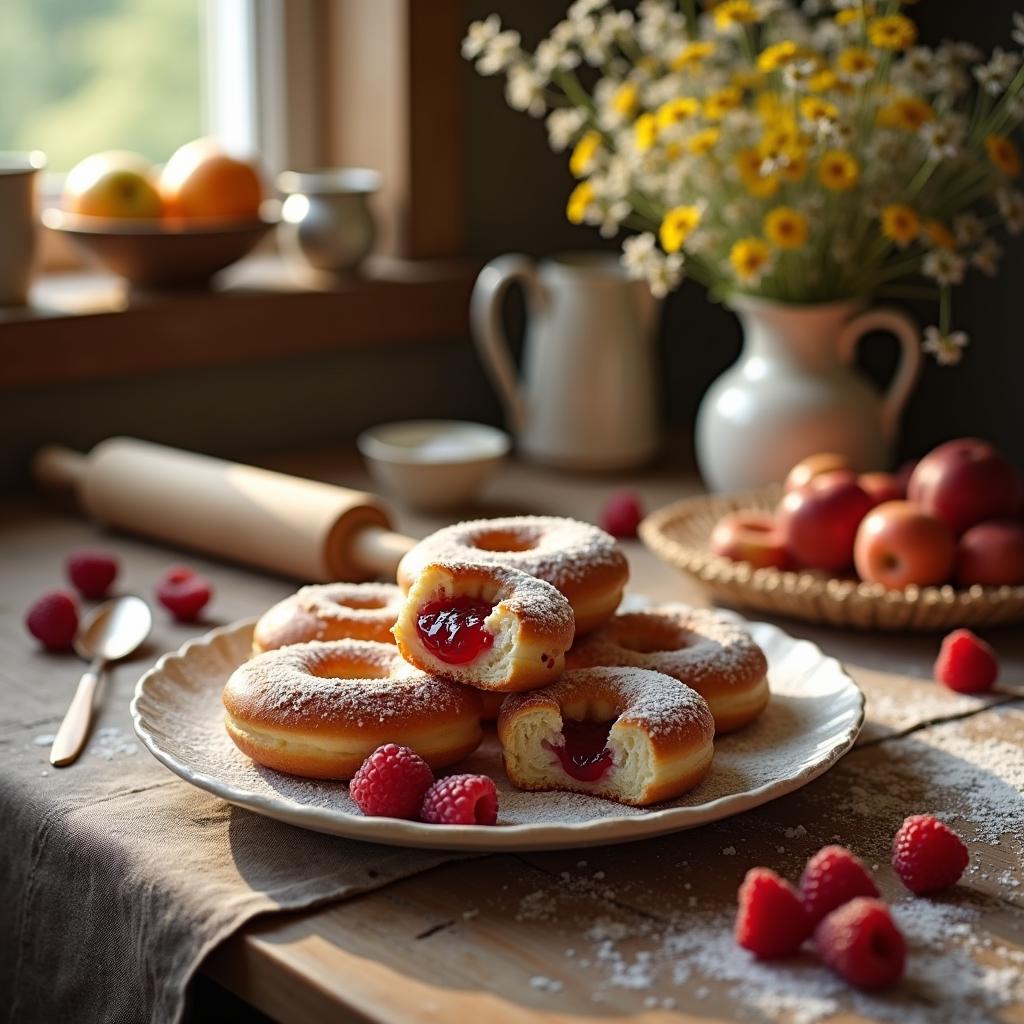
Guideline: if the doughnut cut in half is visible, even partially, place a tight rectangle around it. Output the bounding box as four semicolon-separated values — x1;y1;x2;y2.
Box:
498;667;715;806
392;561;575;693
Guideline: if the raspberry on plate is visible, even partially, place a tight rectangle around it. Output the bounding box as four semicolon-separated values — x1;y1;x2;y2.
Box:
735;867;812;958
156;566;212;621
25;591;79;652
349;744;434;819
599;491;645;539
67;549;119;599
420;774;498;825
935;628;999;694
800;845;879;926
892;814;969;894
814;897;905;991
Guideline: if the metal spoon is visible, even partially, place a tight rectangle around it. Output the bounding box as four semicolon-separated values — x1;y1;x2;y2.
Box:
49;595;153;768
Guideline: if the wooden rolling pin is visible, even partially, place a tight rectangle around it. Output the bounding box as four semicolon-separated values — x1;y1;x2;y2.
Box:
33;437;416;582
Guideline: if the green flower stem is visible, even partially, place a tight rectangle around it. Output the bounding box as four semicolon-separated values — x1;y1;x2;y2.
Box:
552;69;596;114
939;285;952;334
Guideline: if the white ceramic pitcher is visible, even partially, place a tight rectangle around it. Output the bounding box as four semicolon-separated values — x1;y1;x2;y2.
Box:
470;253;660;469
695;295;922;492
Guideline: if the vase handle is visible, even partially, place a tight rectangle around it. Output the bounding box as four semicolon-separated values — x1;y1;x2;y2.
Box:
837;307;922;445
469;254;547;434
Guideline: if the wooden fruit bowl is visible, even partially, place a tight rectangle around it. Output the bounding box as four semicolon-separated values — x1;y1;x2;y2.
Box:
640;485;1024;631
42;208;277;288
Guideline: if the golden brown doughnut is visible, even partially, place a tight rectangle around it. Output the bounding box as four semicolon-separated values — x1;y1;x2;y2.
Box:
223;638;482;779
397;516;628;635
393;561;575;693
567;604;769;733
252;583;404;653
498;667;715;806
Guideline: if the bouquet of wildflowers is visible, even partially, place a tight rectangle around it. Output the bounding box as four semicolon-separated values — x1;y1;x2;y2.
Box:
463;0;1024;364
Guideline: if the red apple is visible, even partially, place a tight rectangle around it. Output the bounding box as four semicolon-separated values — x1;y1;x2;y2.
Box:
908;438;1022;536
859;472;904;507
779;471;874;573
784;452;851;494
854;501;956;590
710;511;791;570
956;520;1024;587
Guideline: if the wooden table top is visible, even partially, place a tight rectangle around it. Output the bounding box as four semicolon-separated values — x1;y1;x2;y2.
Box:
5;449;1023;1023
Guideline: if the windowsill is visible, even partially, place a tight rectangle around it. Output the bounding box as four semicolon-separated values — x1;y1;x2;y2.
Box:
0;254;477;393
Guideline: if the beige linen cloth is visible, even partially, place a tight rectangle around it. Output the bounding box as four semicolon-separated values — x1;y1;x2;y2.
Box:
1;650;464;1024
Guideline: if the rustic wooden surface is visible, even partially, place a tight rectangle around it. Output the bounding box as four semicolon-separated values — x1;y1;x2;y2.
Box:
3;449;1022;1023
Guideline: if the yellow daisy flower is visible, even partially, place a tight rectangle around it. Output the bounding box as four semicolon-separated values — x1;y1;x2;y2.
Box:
867;14;917;51
760;122;805;160
764;207;809;251
835;4;875;25
779;147;809;183
986;134;1022;178
656;97;702;130
877;96;935;131
687;128;721;155
660;205;703;253
800;97;838;123
732;69;764;91
819;150;860;191
730;237;773;285
757;40;801;74
634;113;658;152
836;47;877;78
881;204;921;248
612;81;639;118
714;0;759;32
670;40;716;72
569;131;602;178
704;86;743;121
566;181;595;225
807;68;838;93
924;220;957;252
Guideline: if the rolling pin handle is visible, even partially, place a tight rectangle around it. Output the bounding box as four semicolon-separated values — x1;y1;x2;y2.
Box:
350;524;417;579
33;445;88;492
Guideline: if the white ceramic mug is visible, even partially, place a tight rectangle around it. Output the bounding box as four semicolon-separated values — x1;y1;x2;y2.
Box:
0;152;45;306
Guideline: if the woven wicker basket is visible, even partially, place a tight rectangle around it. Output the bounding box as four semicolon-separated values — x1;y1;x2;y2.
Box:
639;485;1024;632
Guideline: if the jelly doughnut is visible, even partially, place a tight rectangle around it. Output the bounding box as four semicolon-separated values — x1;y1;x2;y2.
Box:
397;516;628;635
567;604;769;733
392;561;575;693
223;638;482;779
498;667;715;806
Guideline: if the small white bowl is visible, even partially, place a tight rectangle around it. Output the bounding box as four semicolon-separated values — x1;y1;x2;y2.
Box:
357;420;511;510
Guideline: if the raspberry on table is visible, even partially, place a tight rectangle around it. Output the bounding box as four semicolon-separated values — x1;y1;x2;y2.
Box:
599;491;645;539
420;774;498;825
349;744;434;819
934;628;999;694
892;814;969;894
25;591;80;651
735;866;812;958
814;897;905;991
67;549;119;599
800;845;879;926
156;566;212;621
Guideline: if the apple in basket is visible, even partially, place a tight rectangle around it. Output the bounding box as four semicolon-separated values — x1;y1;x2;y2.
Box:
709;511;790;570
784;453;851;494
779;472;874;573
956;520;1024;587
853;501;956;591
858;472;904;508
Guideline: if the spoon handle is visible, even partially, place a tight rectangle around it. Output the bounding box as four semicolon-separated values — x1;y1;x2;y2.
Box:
50;662;103;767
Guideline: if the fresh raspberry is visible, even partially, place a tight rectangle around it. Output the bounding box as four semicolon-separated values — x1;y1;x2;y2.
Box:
599;491;645;539
67;549;119;599
800;845;879;926
814;897;905;991
735;867;812;958
420;774;498;825
156;566;212;621
25;591;79;651
934;629;999;694
349;744;434;819
892;814;969;894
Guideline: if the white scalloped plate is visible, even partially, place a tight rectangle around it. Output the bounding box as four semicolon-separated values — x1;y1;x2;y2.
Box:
131;613;864;851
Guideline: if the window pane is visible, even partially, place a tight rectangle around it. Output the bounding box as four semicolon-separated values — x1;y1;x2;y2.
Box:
1;0;203;173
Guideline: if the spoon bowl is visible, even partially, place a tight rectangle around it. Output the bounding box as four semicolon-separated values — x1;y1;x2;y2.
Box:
74;595;153;663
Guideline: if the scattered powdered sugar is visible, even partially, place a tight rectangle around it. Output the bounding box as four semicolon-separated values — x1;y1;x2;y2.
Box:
529;975;563;993
88;727;139;760
32;734;56;747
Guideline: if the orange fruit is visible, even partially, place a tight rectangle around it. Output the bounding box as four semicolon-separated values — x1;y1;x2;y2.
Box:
159;138;264;221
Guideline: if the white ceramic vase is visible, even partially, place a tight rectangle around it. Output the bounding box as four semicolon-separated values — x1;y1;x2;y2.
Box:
695;296;922;492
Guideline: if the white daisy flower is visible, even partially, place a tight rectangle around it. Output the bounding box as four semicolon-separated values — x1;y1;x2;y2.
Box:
953;211;986;247
621;232;659;277
505;64;547;117
923;326;970;366
923;249;967;286
476;29;522;76
568;0;607;22
1014;12;1024;48
462;15;501;60
598;200;631;238
535;38;580;75
646;251;685;298
971;237;1003;276
546;108;587;151
920;118;964;161
997;187;1024;235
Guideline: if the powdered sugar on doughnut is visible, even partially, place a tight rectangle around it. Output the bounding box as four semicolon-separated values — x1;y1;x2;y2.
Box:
295;583;403;623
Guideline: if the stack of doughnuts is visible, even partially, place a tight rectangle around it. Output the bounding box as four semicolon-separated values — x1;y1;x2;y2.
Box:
223;513;770;809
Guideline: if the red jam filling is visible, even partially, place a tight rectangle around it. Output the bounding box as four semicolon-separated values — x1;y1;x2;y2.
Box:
548;719;614;783
416;597;495;664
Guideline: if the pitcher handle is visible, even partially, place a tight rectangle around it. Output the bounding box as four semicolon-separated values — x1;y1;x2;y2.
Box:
837;307;922;445
470;254;546;434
